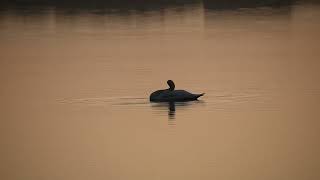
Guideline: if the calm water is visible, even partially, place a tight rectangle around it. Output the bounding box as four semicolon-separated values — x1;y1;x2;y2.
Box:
1;1;320;180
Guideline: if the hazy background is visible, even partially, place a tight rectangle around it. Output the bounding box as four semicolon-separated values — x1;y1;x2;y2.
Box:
1;0;320;180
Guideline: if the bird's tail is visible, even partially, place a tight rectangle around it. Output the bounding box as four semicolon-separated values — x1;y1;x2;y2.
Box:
195;93;205;98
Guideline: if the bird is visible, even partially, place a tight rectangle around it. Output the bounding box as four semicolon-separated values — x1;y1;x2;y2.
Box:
150;80;204;102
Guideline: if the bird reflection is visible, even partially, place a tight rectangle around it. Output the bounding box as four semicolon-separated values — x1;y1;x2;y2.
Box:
168;101;176;120
151;100;205;125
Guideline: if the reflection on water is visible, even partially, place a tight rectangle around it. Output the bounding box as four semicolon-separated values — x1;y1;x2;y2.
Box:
151;101;205;121
203;0;296;10
1;1;320;180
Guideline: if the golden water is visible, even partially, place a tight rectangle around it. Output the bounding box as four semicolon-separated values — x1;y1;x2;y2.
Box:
1;2;320;180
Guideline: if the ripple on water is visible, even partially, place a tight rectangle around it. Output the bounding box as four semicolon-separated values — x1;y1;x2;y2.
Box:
58;96;149;107
57;87;279;116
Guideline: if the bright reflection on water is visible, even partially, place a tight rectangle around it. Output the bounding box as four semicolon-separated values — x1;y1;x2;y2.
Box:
1;1;320;180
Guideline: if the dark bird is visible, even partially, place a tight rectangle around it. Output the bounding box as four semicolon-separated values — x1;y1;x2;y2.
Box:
150;80;204;102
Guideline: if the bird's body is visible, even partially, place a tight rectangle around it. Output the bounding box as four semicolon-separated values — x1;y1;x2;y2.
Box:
150;80;204;102
150;89;204;102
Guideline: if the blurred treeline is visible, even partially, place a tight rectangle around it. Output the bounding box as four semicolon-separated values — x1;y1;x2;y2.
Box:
0;0;317;10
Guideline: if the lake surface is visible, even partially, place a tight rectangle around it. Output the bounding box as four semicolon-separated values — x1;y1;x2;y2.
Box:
1;1;320;180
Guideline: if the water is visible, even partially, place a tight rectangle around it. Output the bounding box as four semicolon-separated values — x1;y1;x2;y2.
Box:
1;1;320;180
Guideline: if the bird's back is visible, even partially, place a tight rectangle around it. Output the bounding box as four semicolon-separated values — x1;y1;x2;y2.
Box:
150;89;204;102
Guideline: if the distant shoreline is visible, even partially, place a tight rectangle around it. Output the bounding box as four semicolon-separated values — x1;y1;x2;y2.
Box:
2;0;317;10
